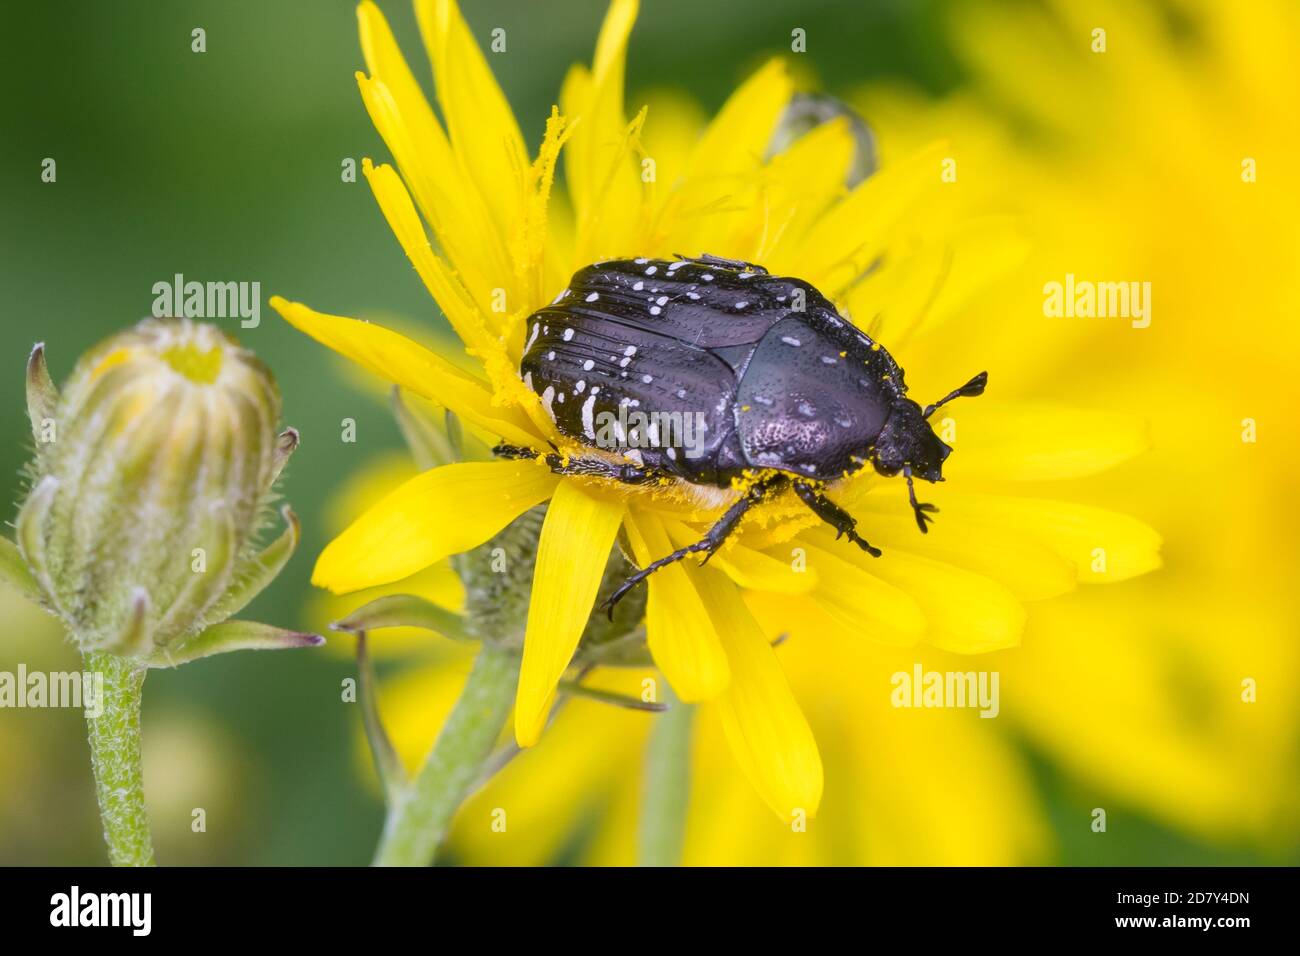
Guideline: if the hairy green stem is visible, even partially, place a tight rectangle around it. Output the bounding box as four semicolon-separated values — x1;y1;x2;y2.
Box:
84;650;155;866
372;644;520;866
637;685;694;866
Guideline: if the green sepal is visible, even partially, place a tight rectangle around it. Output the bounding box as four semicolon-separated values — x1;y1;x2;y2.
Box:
331;593;474;643
26;343;58;464
147;619;324;668
391;388;459;470
15;475;59;600
559;678;668;712
271;428;299;484
355;632;408;804
209;506;301;621
0;535;43;604
108;588;153;658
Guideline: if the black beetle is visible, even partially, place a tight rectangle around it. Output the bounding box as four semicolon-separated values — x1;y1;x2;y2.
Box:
498;254;987;609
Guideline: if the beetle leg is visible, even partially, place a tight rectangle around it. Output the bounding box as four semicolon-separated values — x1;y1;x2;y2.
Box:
600;477;782;617
492;443;658;485
904;468;939;533
679;252;769;274
792;480;883;557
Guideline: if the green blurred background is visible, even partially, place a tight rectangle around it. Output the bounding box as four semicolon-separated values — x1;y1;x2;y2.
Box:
0;0;1281;865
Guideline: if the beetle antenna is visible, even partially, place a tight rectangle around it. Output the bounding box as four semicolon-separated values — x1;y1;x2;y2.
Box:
904;467;939;533
923;370;988;419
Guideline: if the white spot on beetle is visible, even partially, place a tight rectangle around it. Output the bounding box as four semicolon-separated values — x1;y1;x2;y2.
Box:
644;266;658;275
546;350;556;361
735;301;749;309
526;323;540;352
633;280;645;291
523;371;533;390
563;328;575;341
821;355;837;364
797;401;816;417
835;416;853;428
754;395;774;406
541;385;556;421
650;306;661;315
687;292;701;300
624;345;637;356
666;446;677;460
675;387;687;399
781;336;802;347
583;359;595;371
656;295;668;306
575;380;586;393
582;393;598;438
702;273;714;281
619;357;631;368
641;374;654;383
667;261;686;272
585;292;599;302
634;257;648;264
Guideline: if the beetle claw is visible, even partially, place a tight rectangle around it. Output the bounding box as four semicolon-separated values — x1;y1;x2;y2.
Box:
912;502;939;533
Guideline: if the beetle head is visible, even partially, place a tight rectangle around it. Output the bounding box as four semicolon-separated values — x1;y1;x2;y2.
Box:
872;400;952;482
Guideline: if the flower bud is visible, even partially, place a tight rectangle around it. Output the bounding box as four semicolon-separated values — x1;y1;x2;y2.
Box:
16;318;303;658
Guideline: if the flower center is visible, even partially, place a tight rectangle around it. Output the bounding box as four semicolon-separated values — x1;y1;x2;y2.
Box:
161;343;223;384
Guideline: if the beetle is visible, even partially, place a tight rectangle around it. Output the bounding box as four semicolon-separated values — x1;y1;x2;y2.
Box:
497;254;987;611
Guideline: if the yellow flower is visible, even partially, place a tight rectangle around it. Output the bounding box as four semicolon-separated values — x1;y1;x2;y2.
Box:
273;0;1160;821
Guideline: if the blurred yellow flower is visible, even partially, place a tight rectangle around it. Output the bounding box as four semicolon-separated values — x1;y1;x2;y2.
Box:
274;0;1159;826
840;0;1300;850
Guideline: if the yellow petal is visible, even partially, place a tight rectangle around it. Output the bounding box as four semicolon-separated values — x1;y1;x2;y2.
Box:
354;2;507;305
683;58;791;180
946;493;1163;583
940;401;1152;482
515;480;625;747
360;160;558;443
270;296;540;447
313;460;557;593
829;495;1077;601
664;58;792;256
694;568;823;820
415;0;529;256
756;116;855;263
623;507;730;701
563;0;642;260
360;159;496;360
793;539;927;645
661;516;817;594
822;532;1026;654
785;140;948;297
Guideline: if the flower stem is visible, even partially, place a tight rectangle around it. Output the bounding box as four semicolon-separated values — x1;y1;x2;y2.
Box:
372;644;520;866
637;684;693;866
83;650;155;866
